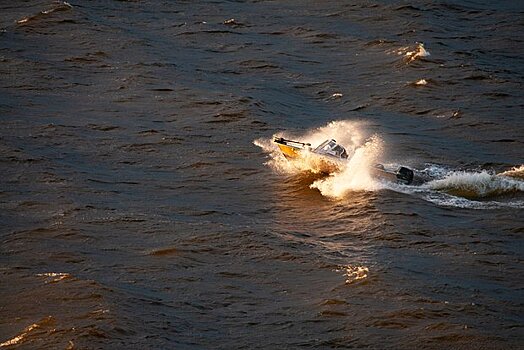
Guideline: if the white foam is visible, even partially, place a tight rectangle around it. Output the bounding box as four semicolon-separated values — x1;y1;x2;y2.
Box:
402;43;431;62
36;272;72;283
425;170;524;198
310;135;384;197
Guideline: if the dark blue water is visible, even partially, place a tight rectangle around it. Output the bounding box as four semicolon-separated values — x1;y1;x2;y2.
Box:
1;1;523;349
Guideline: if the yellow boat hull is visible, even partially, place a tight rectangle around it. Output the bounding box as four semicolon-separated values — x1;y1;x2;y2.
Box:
277;143;301;159
276;142;340;174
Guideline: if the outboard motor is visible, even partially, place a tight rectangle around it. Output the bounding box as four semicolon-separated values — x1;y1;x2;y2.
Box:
396;167;414;185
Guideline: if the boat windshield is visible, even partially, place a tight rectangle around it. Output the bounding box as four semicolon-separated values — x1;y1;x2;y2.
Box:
314;139;349;159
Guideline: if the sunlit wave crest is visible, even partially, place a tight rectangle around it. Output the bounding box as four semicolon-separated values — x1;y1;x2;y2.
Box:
499;165;524;180
390;42;431;63
335;265;369;284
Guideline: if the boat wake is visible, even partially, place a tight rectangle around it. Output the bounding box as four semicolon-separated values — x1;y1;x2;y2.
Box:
254;121;524;209
387;167;524;209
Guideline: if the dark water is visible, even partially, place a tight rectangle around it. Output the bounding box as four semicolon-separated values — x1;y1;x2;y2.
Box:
1;1;523;349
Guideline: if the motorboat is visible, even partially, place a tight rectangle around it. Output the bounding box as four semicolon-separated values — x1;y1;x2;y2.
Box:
274;137;414;185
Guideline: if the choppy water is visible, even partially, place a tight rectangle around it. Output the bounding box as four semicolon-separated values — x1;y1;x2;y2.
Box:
1;1;523;349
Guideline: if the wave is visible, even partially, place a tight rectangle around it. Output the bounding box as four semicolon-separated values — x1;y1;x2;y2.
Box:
392;42;431;63
16;1;72;26
0;316;55;347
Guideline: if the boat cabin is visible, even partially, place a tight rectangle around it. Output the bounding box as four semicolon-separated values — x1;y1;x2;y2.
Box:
314;139;349;159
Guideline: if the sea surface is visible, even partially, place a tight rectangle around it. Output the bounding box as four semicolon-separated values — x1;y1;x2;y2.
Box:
1;1;523;349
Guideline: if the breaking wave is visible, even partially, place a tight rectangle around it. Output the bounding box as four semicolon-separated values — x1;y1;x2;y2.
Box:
255;121;524;209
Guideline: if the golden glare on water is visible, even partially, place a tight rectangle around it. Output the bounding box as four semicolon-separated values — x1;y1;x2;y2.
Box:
336;265;369;284
0;316;55;348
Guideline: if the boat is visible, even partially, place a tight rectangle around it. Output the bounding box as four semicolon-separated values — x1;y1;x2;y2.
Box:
274;137;414;185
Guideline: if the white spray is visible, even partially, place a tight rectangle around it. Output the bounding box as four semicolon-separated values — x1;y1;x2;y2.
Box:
310;135;384;197
254;120;384;197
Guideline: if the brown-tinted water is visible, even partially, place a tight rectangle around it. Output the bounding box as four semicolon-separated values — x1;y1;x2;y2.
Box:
1;1;523;349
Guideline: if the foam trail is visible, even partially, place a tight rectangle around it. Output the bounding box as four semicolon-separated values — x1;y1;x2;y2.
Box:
425;170;524;199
